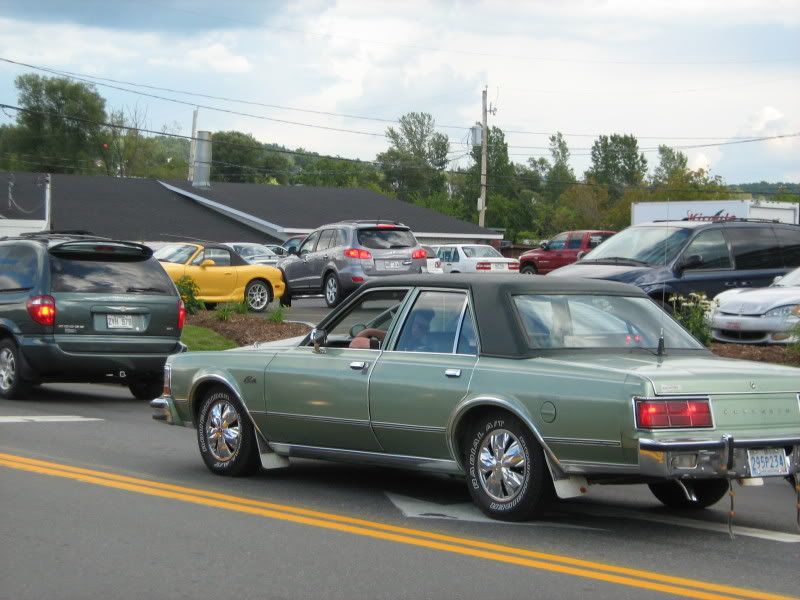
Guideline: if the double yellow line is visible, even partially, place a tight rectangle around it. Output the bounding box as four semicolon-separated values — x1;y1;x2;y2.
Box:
0;451;794;600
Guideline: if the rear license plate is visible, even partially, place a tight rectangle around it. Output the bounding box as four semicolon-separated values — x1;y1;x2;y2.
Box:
381;260;402;270
491;263;506;270
107;315;134;329
747;448;789;477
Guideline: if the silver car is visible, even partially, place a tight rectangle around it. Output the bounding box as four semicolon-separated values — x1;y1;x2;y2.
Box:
437;244;520;274
222;243;280;266
279;221;427;307
711;266;800;344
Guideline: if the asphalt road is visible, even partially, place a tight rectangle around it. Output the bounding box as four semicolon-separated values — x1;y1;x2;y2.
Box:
1;381;798;600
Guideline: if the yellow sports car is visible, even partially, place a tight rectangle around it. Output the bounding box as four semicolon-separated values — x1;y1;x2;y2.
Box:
154;242;285;312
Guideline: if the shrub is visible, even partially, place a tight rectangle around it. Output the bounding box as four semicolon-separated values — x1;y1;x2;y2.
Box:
216;303;235;322
267;305;285;324
669;292;714;346
233;301;249;315
175;276;204;315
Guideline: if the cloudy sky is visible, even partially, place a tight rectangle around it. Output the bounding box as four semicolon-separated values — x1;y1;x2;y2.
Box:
1;0;798;183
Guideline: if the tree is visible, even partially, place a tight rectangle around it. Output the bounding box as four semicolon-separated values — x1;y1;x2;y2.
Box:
585;134;647;199
553;184;609;232
210;131;265;183
652;145;689;185
376;112;449;201
297;157;381;189
12;74;108;173
541;132;576;204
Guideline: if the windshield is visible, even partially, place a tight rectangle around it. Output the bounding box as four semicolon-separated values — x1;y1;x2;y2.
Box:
356;228;417;249
462;245;502;258
582;226;691;266
233;244;276;258
513;294;704;350
774;266;800;287
154;243;199;264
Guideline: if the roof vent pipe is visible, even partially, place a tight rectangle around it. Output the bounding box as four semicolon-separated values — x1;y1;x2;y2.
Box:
192;131;212;188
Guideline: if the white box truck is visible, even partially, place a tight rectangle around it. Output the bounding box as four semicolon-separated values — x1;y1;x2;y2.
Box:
631;199;799;225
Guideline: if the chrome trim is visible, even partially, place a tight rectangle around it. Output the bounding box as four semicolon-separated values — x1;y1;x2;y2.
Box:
544;437;622;448
558;460;640;474
187;373;268;440
267;443;462;474
452;296;469;354
265;411;371;427
631;395;715;432
640;436;800;451
371;421;446;433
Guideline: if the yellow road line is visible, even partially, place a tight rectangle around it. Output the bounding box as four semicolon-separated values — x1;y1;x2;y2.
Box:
0;453;794;600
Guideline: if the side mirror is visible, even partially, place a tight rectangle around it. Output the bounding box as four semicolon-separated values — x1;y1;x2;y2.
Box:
772;275;783;285
287;246;298;256
349;323;366;338
679;254;703;273
310;328;327;353
540;240;550;250
200;259;216;267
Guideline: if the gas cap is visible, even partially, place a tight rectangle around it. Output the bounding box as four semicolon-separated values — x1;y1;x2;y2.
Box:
540;401;557;423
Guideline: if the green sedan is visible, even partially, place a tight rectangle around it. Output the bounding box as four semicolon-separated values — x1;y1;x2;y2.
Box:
152;275;800;521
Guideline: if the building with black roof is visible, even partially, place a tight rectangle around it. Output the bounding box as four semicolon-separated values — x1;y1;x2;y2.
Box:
1;172;500;245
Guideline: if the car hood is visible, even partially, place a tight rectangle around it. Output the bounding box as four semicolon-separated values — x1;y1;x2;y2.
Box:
231;334;306;351
548;262;654;283
714;287;800;315
541;353;800;395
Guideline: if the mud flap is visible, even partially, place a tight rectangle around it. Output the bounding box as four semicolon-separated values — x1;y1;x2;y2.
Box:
256;432;290;469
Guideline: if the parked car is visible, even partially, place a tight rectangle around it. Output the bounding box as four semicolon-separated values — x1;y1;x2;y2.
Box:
549;220;800;304
264;244;289;257
155;242;285;312
221;243;280;266
0;232;186;400
710;266;800;344
519;230;615;274
279;221;427;308
280;236;305;256
152;274;800;521
437;244;519;273
421;245;443;274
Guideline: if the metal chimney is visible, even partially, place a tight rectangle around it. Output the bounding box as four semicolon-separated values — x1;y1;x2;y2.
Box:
192;130;212;188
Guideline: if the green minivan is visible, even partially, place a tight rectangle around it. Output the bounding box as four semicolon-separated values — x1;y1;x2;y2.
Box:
0;233;186;400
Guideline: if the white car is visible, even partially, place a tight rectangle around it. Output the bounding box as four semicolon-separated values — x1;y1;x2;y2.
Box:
437;244;520;274
710;266;800;344
421;245;443;274
222;242;280;266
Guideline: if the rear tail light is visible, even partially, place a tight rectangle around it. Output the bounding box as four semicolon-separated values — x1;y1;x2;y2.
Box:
635;398;713;429
476;262;492;271
177;299;186;331
344;248;372;260
26;295;56;326
508;262;520;270
411;248;427;259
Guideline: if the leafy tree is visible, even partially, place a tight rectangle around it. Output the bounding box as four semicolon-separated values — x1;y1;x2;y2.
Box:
541;132;576;204
297;157;381;189
553;184;609;232
585;134;647;199
11;74;107;173
376;112;449;201
210;130;264;183
262;151;293;185
652;145;689;185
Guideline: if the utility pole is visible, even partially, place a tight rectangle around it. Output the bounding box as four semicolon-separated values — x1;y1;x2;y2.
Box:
478;87;488;228
188;107;198;182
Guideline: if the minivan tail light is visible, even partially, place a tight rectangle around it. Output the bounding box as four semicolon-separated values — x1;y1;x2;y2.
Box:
411;248;427;260
344;248;372;260
635;398;712;429
177;299;186;331
476;262;492;271
26;295;56;326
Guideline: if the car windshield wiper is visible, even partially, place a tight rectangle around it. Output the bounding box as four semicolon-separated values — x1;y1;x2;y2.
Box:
582;257;650;266
126;286;168;293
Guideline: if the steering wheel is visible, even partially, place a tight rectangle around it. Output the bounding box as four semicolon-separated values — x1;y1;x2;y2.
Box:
349;328;387;349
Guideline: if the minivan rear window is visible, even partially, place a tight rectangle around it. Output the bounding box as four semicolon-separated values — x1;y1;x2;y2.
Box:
357;228;417;249
50;256;176;295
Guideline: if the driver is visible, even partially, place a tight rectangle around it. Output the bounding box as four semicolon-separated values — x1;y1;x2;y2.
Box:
400;308;435;351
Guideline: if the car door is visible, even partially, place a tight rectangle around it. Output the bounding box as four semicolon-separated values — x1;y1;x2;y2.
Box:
263;287;411;451
282;231;320;291
672;228;734;298
307;229;336;291
368;289;478;459
440;247;463;273
724;226;785;289
184;248;237;299
563;232;583;266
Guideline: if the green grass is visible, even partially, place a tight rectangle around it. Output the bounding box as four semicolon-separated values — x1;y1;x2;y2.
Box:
181;324;237;351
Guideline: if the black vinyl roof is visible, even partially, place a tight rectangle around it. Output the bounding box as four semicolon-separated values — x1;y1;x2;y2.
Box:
361;274;646;358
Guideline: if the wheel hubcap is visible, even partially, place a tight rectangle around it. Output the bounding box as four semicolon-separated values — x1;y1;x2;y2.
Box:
477;429;526;502
325;277;338;303
0;348;15;392
247;283;269;310
204;400;242;462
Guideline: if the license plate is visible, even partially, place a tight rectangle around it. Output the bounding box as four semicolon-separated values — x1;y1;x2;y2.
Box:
107;315;134;329
747;448;789;477
381;260;402;270
492;263;506;270
724;321;742;330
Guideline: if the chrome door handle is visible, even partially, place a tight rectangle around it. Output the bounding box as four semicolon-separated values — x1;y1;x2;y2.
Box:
724;281;737;287
444;369;461;378
349;361;367;370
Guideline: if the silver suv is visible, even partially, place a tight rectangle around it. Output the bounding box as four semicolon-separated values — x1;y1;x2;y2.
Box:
279;221;427;307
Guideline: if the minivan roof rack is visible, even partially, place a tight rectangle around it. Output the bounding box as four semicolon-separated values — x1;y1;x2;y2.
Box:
650;217;788;224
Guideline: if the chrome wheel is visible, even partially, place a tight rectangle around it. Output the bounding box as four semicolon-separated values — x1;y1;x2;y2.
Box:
0;347;15;392
325;275;339;306
204;400;242;462
246;281;270;311
477;428;527;502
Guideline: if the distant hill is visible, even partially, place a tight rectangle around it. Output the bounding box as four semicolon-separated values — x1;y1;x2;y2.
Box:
731;182;800;197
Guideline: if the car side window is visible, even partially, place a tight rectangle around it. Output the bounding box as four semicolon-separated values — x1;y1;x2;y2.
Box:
0;244;38;291
774;226;800;267
549;233;568;250
438;248;451;262
589;233;612;248
317;230;335;251
299;231;320;256
456;308;478;355
325;289;409;340
566;234;582;250
725;227;782;269
682;230;731;269
395;291;467;353
203;249;232;266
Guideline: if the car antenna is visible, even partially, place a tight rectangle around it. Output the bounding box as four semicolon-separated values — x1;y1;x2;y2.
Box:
657;328;665;358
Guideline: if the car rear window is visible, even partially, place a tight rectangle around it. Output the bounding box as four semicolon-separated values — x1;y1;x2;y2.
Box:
356;228;417;249
50;255;176;295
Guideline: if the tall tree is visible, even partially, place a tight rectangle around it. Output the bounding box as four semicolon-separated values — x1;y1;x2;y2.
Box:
12;74;107;173
542;132;576;203
651;145;689;185
210;130;265;183
376;112;449;201
585;134;647;199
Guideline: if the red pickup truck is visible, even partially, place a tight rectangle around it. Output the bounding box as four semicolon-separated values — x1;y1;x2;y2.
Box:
518;229;616;274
